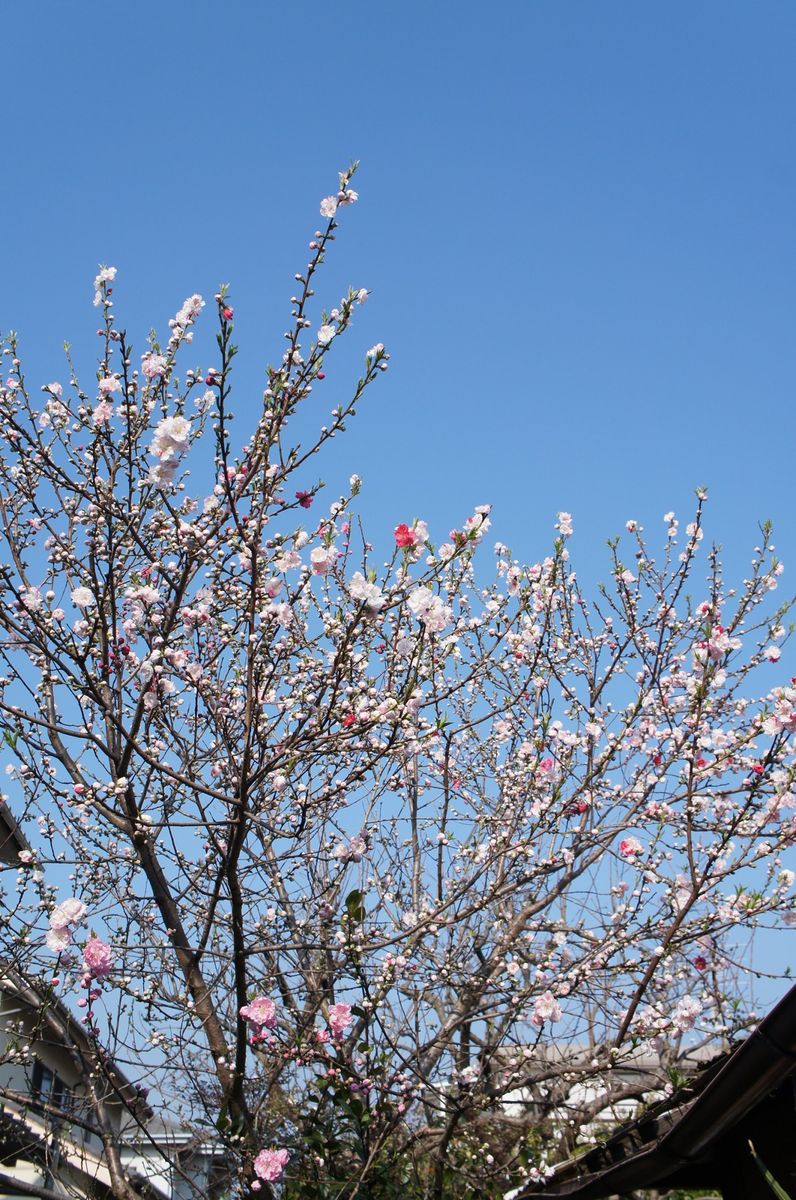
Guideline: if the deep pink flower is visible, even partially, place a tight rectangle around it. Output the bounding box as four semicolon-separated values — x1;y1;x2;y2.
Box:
240;995;278;1034
295;491;313;509
328;1002;353;1038
83;937;114;980
394;523;416;549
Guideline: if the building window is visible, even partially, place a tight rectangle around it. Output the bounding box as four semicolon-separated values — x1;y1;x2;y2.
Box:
31;1060;70;1114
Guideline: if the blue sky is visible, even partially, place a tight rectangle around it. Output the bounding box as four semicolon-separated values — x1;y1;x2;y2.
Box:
3;2;795;986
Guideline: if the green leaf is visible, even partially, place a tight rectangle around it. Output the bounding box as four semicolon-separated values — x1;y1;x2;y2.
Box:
749;1140;793;1200
344;889;366;922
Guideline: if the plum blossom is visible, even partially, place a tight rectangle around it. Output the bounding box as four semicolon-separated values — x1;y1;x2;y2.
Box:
93;401;113;426
320;196;338;218
149;416;191;488
98;376;121;398
332;835;368;864
532;991;562;1025
694;625;742;665
83;937;114;980
173;294;204;330
47;898;87;950
763;687;796;736
50;898;87;930
349;572;386;613
556;512;574;538
20;587;42;611
93;265;116;306
240;995;278;1035
317;324;335;346
151;415;191;461
70;587;95;609
141;352;168;381
408;586;453;633
394;520;429;552
253;1148;290;1184
672;994;701;1033
619;836;643;859
328;1002;353;1038
310;546;336;575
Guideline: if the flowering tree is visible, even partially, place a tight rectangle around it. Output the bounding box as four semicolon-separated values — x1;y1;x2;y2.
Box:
0;165;794;1200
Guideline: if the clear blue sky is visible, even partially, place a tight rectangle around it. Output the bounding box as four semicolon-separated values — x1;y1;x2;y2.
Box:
2;0;795;992
4;2;794;582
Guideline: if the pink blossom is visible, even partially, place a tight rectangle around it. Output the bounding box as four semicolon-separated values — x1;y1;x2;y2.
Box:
93;401;113;426
672;994;701;1033
320;196;338;219
141;352;168;381
408;587;453;633
98;376;121;398
71;587;95;609
93;266;116;306
295;491;313;509
240;995;278;1034
532;990;562;1025
556;512;573;538
45;927;70;952
50;898;87;930
619;837;643;859
328;1002;353;1038
173;294;204;329
150;416;191;462
310;546;336;575
83;937;114;980
254;1148;290;1183
395;523;416;549
349;572;386;613
20;587;42;611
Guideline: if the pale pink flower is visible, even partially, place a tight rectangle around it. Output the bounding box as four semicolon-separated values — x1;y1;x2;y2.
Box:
556;512;573;538
328;1002;353;1038
141;352;168;380
150;415;191;462
70;587;95;609
408;587;453;633
83;937;114;980
253;1148;290;1183
310;546;336;575
332;835;368;864
317;324;335;346
349;572;386;613
320;196;338;219
20;587;42;612
532;991;562;1025
50;898;87;930
619;836;643;859
93;401;113;426
672;994;701;1033
98;376;121;398
93;266;116;306
45;927;70;952
174;294;204;328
